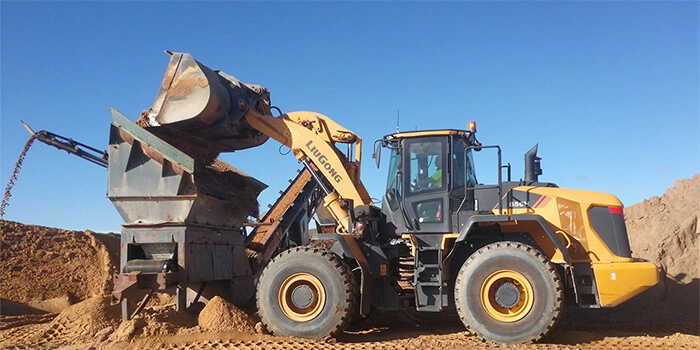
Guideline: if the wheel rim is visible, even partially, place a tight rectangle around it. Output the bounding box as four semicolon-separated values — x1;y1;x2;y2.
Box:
480;270;534;322
279;273;326;322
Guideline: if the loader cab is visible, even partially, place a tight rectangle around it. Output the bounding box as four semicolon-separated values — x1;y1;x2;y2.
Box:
380;129;479;235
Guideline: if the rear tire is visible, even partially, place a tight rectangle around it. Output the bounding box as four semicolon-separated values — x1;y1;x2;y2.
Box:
454;241;562;343
256;246;357;339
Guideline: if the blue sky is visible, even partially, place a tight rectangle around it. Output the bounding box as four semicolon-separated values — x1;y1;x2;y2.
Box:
1;1;698;233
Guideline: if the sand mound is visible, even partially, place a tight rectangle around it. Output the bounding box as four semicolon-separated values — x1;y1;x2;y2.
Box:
107;304;199;344
619;174;700;325
0;296;121;349
198;296;256;333
0;220;119;314
0;220;260;348
50;296;121;336
625;174;700;282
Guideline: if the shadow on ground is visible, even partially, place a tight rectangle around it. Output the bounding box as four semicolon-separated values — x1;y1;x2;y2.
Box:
338;277;698;344
338;309;465;343
551;277;699;344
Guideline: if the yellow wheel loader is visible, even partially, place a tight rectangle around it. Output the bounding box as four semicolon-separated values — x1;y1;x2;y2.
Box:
249;87;658;344
255;125;659;343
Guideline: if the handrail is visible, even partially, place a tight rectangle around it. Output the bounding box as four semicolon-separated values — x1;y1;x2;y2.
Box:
462;145;503;214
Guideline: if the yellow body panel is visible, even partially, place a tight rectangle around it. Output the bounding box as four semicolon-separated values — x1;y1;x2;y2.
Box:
592;261;660;307
490;186;659;307
497;186;632;263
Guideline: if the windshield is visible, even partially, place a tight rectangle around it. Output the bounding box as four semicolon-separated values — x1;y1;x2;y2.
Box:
406;138;445;194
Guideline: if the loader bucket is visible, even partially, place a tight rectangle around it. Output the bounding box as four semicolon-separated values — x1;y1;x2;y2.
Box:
142;51;269;152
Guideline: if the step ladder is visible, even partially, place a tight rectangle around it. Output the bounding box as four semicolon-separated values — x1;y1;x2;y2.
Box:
413;236;447;312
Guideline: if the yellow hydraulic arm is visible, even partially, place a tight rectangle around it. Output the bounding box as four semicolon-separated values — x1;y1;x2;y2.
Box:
244;108;374;232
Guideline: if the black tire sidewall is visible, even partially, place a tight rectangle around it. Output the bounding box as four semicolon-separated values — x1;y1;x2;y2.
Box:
455;243;561;343
257;248;353;339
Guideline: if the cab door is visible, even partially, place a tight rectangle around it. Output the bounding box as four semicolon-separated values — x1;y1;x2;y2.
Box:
402;136;450;233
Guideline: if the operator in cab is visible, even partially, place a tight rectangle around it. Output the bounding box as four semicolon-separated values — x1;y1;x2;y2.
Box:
412;154;443;190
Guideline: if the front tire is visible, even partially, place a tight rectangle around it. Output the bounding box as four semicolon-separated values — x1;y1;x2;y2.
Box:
256;246;357;339
454;241;563;343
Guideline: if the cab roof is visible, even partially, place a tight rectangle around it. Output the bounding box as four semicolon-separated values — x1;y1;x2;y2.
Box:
386;129;470;140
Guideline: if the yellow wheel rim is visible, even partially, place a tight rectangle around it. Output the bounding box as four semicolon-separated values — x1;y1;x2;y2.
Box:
279;273;326;322
480;270;534;322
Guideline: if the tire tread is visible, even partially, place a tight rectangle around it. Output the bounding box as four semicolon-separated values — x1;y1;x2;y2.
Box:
453;241;563;343
256;246;358;339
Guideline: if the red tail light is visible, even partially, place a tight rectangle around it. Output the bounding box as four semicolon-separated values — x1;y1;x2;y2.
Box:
609;206;624;220
355;221;366;231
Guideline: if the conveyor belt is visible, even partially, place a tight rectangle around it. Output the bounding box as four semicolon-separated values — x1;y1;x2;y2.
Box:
246;168;320;266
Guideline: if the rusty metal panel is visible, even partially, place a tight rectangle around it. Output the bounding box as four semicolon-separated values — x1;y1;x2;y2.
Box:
111;108;194;172
116;219;255;311
188;243;214;282
212;244;234;280
111;197;195;225
185;243;233;282
232;245;252;276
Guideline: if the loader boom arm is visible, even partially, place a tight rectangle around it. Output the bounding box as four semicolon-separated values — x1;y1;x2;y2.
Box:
244;108;373;232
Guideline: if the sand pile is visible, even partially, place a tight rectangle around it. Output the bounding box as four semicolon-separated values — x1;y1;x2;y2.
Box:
0;296;121;349
198;296;257;333
625;173;700;282
100;294;260;347
106;297;199;344
0;219;263;348
1;293;201;349
0;220;119;314
620;173;700;326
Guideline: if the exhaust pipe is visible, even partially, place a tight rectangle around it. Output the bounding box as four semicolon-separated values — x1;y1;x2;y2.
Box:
524;144;542;183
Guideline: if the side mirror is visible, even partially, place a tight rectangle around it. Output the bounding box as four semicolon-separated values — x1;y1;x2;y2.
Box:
372;141;382;168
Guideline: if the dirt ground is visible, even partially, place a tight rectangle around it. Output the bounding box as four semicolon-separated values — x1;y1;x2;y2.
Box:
1;175;699;349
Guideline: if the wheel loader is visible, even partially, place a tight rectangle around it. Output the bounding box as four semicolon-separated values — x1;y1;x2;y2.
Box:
22;51;659;344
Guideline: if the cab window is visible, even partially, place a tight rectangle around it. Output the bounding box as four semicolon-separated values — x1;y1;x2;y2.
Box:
453;136;477;188
406;137;446;195
385;147;402;211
